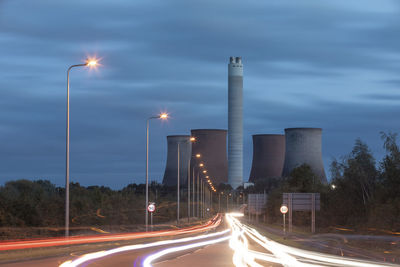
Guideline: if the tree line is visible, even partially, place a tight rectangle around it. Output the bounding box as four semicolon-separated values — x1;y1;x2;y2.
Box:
252;132;400;232
0;180;185;230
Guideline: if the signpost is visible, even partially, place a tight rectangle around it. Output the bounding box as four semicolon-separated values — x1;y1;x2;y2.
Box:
280;204;288;237
148;203;156;231
247;193;267;222
282;193;320;233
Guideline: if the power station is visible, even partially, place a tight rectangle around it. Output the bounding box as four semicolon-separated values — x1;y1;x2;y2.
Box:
191;129;228;186
162;135;191;186
249;134;285;182
282;128;327;184
228;56;243;189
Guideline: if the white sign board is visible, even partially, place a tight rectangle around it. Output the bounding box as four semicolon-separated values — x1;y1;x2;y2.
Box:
248;193;267;215
282;193;320;211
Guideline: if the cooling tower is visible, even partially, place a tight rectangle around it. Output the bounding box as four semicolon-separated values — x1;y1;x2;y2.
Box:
191;129;228;186
282;128;327;184
228;56;243;189
162;135;191;186
249;134;285;183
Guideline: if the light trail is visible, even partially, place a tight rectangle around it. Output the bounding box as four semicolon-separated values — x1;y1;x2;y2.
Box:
142;234;230;267
59;228;230;267
1;215;221;251
226;213;399;267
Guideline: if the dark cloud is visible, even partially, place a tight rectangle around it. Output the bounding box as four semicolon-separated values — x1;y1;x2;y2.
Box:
0;0;400;188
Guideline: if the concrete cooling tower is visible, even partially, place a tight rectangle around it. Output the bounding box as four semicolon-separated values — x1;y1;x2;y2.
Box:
191;129;228;186
249;134;285;183
228;56;243;189
162;135;191;186
282;128;327;184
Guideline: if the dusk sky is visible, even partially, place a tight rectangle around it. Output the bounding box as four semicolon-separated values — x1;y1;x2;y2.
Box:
1;0;400;189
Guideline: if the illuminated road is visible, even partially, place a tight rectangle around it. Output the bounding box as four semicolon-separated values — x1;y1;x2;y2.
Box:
2;214;399;267
225;213;400;267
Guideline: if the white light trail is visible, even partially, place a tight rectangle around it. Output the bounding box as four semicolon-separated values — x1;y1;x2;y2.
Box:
59;228;230;267
225;213;399;267
142;235;230;267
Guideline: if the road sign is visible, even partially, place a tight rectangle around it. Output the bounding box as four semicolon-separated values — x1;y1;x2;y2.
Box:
147;203;156;213
282;193;320;211
248;193;267;215
280;205;288;214
282;193;319;233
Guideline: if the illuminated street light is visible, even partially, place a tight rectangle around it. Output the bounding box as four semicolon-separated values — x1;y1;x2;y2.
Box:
199;163;204;167
203;170;207;174
86;59;98;67
190;137;196;142
65;58;99;237
196;154;201;158
145;113;168;231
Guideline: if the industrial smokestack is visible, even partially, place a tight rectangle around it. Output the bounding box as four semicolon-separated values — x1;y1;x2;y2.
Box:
191;129;228;186
282;128;327;184
249;134;285;183
228;56;243;189
162;135;191;186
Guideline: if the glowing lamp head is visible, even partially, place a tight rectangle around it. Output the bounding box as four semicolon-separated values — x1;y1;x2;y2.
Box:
196;154;201;158
199;163;204;167
159;113;168;119
203;170;207;174
190;137;196;142
86;59;98;67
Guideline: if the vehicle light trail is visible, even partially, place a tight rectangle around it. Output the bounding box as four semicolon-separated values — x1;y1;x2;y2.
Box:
0;215;221;251
59;228;231;267
142;234;231;267
226;213;399;267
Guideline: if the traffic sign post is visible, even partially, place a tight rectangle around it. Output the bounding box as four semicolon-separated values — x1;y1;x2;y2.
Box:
148;203;156;231
280;204;288;238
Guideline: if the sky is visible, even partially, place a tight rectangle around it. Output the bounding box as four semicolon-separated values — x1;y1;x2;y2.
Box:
0;0;400;189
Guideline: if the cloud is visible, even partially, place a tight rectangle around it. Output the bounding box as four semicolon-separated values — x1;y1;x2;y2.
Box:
0;0;400;188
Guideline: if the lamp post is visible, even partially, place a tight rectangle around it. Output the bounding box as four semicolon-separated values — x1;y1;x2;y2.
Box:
188;138;196;222
177;142;180;225
197;160;203;218
65;58;98;237
146;113;168;231
219;192;223;212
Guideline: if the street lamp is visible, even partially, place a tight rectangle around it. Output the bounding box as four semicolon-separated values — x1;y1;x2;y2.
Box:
65;58;98;237
146;113;168;231
187;137;196;222
176;138;190;225
191;153;201;219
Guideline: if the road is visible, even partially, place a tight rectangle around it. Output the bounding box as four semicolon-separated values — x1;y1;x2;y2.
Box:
2;213;399;267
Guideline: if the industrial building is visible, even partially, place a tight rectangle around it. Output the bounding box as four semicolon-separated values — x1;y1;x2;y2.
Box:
249;134;285;182
228;56;243;189
162;135;191;186
191;129;228;186
282;128;327;184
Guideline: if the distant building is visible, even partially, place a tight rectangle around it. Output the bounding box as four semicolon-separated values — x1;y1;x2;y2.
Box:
191;129;228;186
282;128;327;183
249;134;285;182
162;135;191;186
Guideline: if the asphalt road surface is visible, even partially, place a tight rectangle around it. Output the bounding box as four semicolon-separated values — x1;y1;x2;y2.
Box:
2;213;399;267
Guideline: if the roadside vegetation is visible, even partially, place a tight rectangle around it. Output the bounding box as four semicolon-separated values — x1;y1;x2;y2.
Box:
0;181;191;239
249;132;400;233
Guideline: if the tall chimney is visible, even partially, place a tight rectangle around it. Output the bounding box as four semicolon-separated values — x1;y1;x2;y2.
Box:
228;57;243;189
